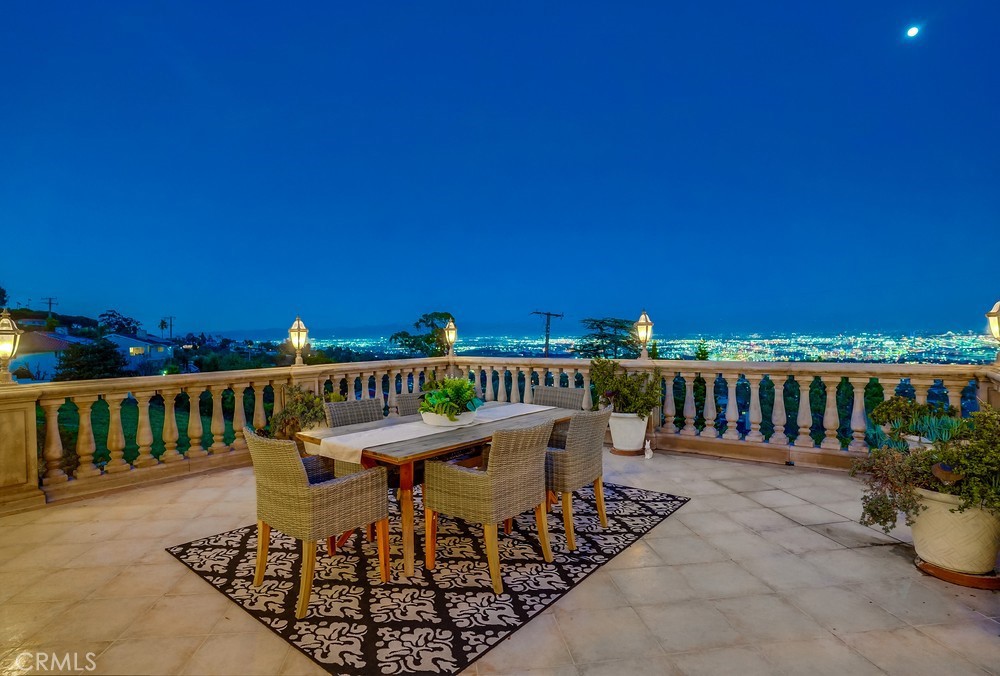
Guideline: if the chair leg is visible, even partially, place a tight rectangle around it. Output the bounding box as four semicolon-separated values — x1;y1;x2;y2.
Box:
546;490;558;512
376;518;390;583
504;518;512;535
594;476;608;528
336;530;354;548
254;521;270;587
367;523;375;542
296;540;317;619
326;536;336;557
562;492;576;551
483;523;503;594
425;509;438;570
534;502;553;563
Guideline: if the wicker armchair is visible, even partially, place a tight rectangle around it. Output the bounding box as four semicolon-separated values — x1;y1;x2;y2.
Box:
532;386;585;449
245;428;390;619
395;391;424;417
545;408;613;550
323;399;384;477
423;421;555;594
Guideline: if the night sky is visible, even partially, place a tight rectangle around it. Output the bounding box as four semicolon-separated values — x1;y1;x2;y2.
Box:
2;2;997;337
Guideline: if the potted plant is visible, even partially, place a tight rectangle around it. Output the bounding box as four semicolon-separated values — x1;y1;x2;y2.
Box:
589;358;662;454
419;378;484;427
852;396;1000;577
264;385;327;447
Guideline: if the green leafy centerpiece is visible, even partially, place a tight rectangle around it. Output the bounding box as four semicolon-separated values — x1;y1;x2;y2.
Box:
419;378;484;426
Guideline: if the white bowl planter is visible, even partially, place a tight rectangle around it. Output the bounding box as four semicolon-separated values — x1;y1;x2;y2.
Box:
421;410;478;427
912;487;1000;575
608;413;648;453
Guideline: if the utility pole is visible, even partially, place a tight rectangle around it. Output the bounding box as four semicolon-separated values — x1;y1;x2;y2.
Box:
531;310;563;358
41;297;58;317
164;316;176;339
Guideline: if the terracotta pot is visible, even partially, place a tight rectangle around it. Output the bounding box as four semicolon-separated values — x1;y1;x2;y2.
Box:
608;413;647;451
911;488;1000;575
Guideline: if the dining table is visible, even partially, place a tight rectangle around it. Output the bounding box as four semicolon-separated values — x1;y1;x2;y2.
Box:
297;401;577;576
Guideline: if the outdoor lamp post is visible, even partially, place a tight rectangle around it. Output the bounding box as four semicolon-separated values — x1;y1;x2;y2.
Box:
987;301;1000;362
0;308;24;385
288;316;308;366
444;318;457;358
635;310;654;360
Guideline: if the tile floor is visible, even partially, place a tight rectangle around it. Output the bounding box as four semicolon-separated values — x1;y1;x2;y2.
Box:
0;451;997;675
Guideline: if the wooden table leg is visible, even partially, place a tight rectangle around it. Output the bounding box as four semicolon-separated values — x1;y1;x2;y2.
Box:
400;462;415;577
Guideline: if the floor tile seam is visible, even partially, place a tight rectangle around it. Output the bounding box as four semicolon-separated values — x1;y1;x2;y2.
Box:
528;610;578;670
841;582;976;629
840;625;992;674
172;632;214;675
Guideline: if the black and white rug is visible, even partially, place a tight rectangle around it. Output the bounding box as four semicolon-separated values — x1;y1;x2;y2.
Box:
167;483;688;675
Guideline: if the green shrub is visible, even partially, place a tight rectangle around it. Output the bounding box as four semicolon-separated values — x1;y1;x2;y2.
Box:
419;378;483;420
589;358;662;419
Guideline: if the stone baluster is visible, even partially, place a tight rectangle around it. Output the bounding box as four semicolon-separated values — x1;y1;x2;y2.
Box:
412;368;421;393
794;377;814;448
722;374;741;440
71;396;100;478
522;367;534;404
271;383;286;416
882;377;898;401
186;388;207;457
497;366;509;403
40;399;68;485
662;374;676;433
483;366;495;401
134;391;157;467
945;378;966;416
820;376;842;450
581;370;593;410
231;384;248;450
745;375;764;442
387;370;400;416
912;378;931;405
702;373;718;438
680;374;698;436
160;390;183;462
360;373;371;400
769;376;789;445
209;385;228;452
252;382;267;430
103;393;130;473
375;371;385;407
848;377;869;453
509;366;522;403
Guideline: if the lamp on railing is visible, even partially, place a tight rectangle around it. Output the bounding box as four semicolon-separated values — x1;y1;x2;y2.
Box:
0;308;24;385
635;310;654;360
987;301;1000;362
288;315;308;366
443;318;458;358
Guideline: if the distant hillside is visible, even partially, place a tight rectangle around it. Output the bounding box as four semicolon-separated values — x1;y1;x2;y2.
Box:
10;308;99;328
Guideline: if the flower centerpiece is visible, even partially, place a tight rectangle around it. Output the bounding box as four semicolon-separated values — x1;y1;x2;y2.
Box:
419;378;484;427
851;396;1000;578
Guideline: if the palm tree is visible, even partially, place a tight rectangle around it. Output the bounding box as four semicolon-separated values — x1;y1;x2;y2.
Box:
158;318;168;338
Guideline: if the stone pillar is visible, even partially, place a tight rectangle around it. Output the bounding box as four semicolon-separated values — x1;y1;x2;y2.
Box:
848;377;869;453
745;376;764;443
159;390;183;462
133;391;157;468
795;377;815;448
387;370;400;416
680;374;698;436
722;374;741;440
0;391;46;513
769;376;789;445
702;373;718;438
662;374;676;433
523;368;534;404
581;370;592;410
231;384;248;451
944;378;966;415
509;366;522;404
40;399;68;485
912;378;931;405
186;388;207;458
104;393;130;474
209;386;228;452
252;383;267;430
72;396;100;478
497;366;509;403
820;376;842;450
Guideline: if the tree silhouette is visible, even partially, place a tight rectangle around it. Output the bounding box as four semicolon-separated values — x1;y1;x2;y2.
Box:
390;312;454;357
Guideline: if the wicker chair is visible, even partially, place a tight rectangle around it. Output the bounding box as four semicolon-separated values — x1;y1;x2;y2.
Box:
545;408;613;550
423;421;555;594
532;386;585;449
323;399;384;477
245;428;390;619
394;391;424;417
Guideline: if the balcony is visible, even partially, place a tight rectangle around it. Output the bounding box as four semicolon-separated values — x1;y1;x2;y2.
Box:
1;356;998;674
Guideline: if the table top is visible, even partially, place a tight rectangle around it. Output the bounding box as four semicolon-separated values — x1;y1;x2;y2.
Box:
297;405;576;465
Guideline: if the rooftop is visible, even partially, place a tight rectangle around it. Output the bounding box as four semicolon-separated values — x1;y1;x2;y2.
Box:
1;450;996;675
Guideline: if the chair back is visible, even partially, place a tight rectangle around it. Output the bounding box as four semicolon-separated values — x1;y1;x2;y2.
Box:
486;421;554;479
323;398;384;427
244;427;310;507
396;392;424;417
532;386;585;410
564;408;613;481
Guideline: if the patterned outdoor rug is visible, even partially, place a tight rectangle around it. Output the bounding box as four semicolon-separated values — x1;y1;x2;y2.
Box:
167;483;688;675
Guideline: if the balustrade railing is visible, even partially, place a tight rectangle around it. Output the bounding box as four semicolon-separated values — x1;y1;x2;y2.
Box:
0;353;997;513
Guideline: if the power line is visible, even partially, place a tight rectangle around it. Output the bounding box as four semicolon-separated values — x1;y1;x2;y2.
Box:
41;297;58;317
531;310;563;358
162;316;176;339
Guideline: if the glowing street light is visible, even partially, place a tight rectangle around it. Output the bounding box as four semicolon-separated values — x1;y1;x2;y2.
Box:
635;310;654;360
288;316;308;366
906;26;919;38
987;301;1000;362
0;308;24;385
443;318;458;358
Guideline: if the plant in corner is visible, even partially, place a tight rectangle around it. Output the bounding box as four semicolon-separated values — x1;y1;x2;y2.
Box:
589;358;662;454
851;395;1000;577
264;385;327;443
419;378;484;426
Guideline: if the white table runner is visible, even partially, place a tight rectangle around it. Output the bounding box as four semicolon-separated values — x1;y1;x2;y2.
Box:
311;402;554;463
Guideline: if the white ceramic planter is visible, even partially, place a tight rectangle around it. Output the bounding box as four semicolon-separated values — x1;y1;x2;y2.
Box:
608;413;647;452
420;410;478;427
911;488;1000;575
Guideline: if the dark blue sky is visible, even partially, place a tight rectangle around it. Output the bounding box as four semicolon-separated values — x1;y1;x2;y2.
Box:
2;2;997;337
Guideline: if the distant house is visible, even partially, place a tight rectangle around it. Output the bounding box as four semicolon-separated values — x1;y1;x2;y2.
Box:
10;332;93;382
105;333;174;373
